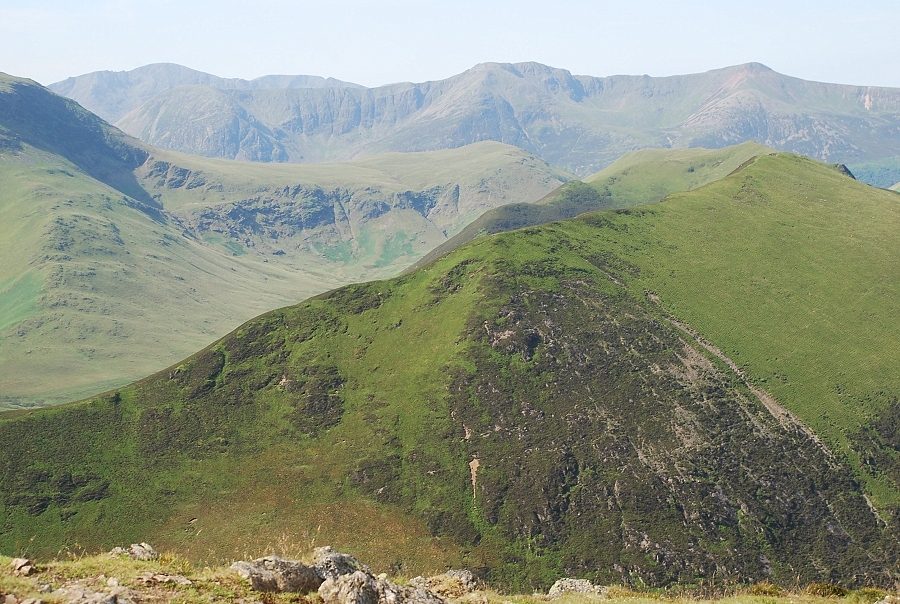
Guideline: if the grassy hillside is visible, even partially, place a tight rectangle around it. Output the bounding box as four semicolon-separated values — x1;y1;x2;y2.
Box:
0;73;566;408
2;551;894;604
585;143;772;200
413;143;769;269
1;153;896;590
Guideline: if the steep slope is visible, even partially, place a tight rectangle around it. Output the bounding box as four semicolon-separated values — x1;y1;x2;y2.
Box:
59;61;900;172
413;142;771;269
0;74;567;408
49;63;361;123
1;153;896;590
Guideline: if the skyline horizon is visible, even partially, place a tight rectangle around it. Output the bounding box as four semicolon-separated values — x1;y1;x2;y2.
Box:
3;1;899;89
25;58;900;91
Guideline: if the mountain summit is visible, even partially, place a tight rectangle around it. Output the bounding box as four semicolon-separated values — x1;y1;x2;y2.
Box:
52;62;900;172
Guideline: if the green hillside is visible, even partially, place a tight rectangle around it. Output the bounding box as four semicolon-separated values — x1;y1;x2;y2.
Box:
413;143;770;269
584;143;772;200
0;73;567;408
1;153;896;590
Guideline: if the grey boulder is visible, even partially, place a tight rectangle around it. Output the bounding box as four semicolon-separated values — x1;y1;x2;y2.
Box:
547;578;607;598
313;546;370;581
319;570;445;604
230;556;322;593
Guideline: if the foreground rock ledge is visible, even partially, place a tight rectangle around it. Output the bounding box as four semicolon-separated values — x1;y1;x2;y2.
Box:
231;547;452;603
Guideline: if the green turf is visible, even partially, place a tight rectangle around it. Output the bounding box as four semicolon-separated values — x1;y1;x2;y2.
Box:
0;152;896;590
585;142;771;202
0;273;41;333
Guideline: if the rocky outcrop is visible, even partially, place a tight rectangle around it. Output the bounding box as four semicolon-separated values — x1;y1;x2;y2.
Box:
548;578;607;598
49;585;135;604
409;570;477;598
312;546;371;581
108;543;157;561
230;556;321;593
9;559;36;577
319;571;445;604
231;547;446;604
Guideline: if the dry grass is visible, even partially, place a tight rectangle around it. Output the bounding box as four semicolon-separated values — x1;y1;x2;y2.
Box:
2;552;893;604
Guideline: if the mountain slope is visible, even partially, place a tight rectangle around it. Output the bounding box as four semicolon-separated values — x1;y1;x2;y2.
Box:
0;73;567;408
49;63;361;123
412;142;772;269
57;61;900;172
1;153;896;590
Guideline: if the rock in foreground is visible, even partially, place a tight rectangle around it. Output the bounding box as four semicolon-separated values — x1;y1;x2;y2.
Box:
410;570;478;598
108;543;158;562
230;556;321;593
548;578;607;598
319;570;445;604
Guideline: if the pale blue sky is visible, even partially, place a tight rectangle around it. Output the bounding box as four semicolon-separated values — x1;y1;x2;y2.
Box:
2;0;898;87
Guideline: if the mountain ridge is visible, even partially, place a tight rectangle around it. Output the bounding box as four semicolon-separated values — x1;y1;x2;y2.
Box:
1;151;896;589
49;62;362;123
0;73;567;408
52;61;900;173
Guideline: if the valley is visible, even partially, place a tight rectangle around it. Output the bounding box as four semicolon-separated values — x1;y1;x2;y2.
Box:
0;73;567;408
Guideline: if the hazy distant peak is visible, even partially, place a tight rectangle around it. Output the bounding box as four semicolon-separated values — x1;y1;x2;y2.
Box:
49;63;362;122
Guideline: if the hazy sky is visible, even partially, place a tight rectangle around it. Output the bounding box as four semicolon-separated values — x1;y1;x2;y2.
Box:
2;0;899;87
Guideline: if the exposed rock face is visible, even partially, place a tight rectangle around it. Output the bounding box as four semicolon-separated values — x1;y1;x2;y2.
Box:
548;578;607;597
318;570;445;604
51;584;135;604
229;547;445;603
409;570;477;598
230;556;322;593
312;546;371;582
319;571;379;604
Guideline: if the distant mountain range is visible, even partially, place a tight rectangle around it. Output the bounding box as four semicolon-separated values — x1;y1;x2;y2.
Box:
52;61;900;173
0;72;565;407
